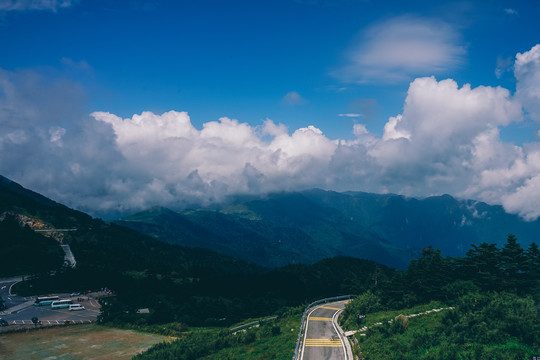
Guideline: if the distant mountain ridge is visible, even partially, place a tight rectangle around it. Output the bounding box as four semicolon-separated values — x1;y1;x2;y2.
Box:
117;189;540;269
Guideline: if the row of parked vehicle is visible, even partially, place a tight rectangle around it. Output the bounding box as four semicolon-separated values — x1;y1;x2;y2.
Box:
34;296;85;311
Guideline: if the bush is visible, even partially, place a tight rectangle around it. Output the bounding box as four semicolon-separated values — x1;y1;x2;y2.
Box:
342;290;383;328
392;314;408;334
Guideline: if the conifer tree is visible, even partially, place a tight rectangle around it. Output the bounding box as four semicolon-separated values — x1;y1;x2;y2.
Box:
463;242;501;291
500;234;526;292
525;242;540;291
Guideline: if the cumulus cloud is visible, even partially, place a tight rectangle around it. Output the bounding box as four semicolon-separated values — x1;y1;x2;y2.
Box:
4;45;540;220
0;0;75;11
332;15;465;83
514;44;540;122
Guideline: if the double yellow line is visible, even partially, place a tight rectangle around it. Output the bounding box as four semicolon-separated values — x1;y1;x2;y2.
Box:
304;338;342;347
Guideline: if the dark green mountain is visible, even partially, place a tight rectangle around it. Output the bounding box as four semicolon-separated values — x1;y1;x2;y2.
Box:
303;189;539;256
0;175;395;326
117;189;540;270
117;192;411;269
0;175;261;278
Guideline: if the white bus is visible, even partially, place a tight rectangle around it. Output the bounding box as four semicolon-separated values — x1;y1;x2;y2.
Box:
34;296;60;306
51;299;73;309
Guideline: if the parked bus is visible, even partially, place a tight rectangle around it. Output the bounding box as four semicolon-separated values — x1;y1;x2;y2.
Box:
51;299;73;309
34;296;60;306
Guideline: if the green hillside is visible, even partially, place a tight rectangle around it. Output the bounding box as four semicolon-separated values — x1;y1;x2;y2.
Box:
117;192;411;269
115;189;540;270
1;175;393;327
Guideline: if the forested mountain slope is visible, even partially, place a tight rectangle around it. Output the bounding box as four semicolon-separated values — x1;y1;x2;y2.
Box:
117;189;540;269
0;175;393;325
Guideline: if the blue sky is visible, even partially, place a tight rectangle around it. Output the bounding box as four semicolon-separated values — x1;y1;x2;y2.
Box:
2;0;534;138
2;0;540;219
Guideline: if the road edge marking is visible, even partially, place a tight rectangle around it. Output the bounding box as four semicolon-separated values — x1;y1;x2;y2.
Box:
332;308;348;360
299;305;320;360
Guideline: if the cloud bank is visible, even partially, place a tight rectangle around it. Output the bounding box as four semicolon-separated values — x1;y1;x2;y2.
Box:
2;45;540;219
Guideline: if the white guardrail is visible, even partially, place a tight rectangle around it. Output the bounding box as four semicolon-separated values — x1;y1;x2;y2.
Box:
229;316;278;333
7;319;93;325
292;294;356;360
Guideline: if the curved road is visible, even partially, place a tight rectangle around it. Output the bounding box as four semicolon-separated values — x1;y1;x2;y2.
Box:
300;300;351;360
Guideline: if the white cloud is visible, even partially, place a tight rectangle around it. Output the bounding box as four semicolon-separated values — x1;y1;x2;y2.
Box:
338;113;362;117
514;44;540;122
382;115;410;141
502;173;540;221
4;45;540;220
282;91;307;105
332;16;465;83
0;0;75;11
353;123;368;136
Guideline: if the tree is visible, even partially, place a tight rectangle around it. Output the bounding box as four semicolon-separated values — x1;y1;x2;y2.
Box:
342;290;383;328
500;234;526;292
462;242;501;291
525;242;540;293
405;248;452;302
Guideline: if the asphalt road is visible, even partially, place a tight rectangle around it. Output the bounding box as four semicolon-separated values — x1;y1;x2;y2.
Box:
1;277;101;329
2;294;101;324
0;276;28;309
300;300;351;360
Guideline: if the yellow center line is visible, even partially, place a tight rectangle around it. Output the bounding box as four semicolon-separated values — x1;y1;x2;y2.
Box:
309;317;333;321
319;306;341;310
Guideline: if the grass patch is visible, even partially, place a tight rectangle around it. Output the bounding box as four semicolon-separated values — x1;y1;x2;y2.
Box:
0;323;169;360
200;312;301;360
134;306;303;360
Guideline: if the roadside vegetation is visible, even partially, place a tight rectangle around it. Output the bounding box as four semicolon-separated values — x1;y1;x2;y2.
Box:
340;235;540;359
344;292;538;360
132;306;302;360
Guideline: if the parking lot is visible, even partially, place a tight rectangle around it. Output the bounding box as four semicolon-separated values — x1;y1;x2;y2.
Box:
1;277;105;330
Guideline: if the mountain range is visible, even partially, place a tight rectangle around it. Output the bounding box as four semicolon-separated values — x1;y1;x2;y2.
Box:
116;189;540;269
0;174;394;324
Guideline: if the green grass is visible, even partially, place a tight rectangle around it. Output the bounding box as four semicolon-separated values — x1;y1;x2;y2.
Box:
200;312;301;360
133;306;303;360
350;301;539;360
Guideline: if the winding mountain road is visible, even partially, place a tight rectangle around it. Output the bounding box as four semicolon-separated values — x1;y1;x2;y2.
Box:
300;300;352;360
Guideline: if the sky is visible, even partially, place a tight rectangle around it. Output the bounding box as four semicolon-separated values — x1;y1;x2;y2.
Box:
1;0;540;219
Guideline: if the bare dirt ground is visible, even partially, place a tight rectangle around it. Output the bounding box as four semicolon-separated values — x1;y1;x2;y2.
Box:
0;324;168;360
